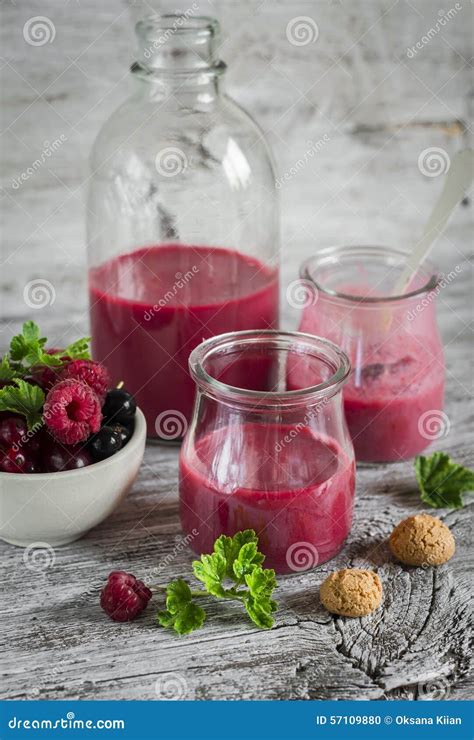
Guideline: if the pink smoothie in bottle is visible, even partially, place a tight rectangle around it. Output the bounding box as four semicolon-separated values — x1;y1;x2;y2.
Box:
89;244;279;438
180;422;355;574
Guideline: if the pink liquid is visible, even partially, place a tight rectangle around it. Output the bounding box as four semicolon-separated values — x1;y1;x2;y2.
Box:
296;285;445;462
180;423;355;573
343;337;445;462
89;245;279;438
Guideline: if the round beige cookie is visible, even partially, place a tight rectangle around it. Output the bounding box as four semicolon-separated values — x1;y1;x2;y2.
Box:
320;568;383;617
389;513;455;567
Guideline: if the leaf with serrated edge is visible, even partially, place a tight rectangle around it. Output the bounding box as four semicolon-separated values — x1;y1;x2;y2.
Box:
415;452;474;509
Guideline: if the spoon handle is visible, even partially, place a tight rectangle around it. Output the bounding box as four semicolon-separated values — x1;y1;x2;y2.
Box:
393;148;474;295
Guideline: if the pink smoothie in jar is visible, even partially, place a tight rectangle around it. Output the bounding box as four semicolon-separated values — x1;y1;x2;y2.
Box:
342;336;444;462
89;244;279;439
180;422;355;573
179;330;355;574
295;246;445;463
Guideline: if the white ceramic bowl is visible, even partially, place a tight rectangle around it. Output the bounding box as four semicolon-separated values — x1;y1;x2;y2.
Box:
0;409;146;547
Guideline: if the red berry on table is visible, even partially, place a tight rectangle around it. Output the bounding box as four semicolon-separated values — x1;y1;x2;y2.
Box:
100;571;152;622
43;379;102;445
61;360;110;402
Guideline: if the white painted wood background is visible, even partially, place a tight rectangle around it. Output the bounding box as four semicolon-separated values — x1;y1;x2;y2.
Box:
0;0;472;700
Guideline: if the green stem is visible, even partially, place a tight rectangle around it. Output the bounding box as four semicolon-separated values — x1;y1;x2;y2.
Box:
151;585;245;601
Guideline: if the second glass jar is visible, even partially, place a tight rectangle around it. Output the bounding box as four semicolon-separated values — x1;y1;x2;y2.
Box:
295;245;445;463
87;15;279;440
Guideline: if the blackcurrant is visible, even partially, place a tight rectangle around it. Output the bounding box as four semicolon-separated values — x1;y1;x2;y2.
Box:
102;389;136;424
89;426;123;461
110;422;133;447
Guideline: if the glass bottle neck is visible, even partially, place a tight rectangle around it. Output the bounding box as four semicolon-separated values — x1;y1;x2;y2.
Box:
133;14;225;103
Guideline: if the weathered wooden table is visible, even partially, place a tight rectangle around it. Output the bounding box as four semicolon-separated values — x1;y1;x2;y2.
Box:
1;0;472;701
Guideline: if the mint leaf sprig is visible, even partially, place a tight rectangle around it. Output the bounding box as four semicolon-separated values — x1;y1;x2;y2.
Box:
415;452;474;509
157;530;278;635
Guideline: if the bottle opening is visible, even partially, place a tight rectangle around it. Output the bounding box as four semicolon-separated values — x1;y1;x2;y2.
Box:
301;245;439;304
135;13;225;74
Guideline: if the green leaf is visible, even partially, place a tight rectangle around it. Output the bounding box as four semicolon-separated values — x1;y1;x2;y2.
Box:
232;541;265;582
10;332;35;362
0;379;45;430
245;565;277;599
63;337;91;360
192;553;227;597
0;356;16;382
242;567;277;629
242;593;276;629
415;452;474;509
157;579;206;635
10;321;51;368
213;529;260;580
8;321;90;370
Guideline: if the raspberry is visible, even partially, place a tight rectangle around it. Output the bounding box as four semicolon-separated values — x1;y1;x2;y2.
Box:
44;379;102;445
61;360;110;401
100;571;152;622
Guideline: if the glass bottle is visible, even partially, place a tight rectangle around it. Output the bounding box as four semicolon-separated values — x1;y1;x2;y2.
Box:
179;330;355;574
87;15;279;441
296;245;445;463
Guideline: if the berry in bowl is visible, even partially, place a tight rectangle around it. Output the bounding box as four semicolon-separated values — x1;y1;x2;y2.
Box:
0;322;146;547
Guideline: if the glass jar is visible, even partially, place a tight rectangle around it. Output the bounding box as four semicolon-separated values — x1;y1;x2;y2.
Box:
179;330;355;574
87;15;279;441
295;245;445;463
